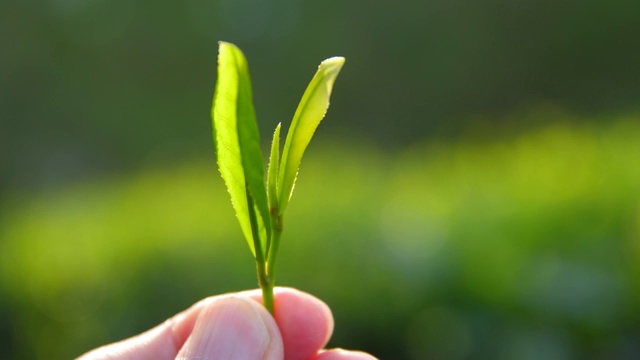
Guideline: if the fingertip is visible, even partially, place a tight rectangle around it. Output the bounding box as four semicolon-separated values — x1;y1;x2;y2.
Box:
274;287;335;339
191;288;339;359
270;287;335;360
313;349;379;360
176;296;284;359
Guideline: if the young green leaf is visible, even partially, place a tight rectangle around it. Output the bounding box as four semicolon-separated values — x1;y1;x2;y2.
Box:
267;123;281;215
212;42;271;257
278;57;345;214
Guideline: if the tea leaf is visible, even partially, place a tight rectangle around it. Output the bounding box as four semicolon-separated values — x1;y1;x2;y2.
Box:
267;123;281;215
278;57;345;214
212;42;271;257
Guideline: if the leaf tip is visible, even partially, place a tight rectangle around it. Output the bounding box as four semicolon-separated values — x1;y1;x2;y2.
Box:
320;56;345;73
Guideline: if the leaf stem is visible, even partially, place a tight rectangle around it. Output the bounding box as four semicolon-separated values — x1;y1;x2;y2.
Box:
267;214;283;285
247;189;274;314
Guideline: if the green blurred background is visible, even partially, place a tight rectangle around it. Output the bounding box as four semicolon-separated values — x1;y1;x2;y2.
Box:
2;0;640;359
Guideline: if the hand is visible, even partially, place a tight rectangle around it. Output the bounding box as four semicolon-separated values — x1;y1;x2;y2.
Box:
77;287;377;360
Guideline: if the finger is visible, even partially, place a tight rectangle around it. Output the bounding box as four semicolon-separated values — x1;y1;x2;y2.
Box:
77;287;333;360
176;296;283;359
313;349;379;360
241;287;335;360
77;295;283;360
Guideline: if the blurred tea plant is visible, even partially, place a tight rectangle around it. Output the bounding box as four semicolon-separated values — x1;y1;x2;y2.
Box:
211;42;344;313
1;111;640;359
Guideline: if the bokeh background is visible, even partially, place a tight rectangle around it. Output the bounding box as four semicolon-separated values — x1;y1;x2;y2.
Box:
2;0;640;359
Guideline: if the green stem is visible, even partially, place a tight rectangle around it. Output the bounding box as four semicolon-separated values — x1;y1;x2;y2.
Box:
267;214;283;283
257;263;274;314
247;189;274;314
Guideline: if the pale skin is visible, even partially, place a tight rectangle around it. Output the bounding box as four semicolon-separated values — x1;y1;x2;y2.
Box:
78;287;377;360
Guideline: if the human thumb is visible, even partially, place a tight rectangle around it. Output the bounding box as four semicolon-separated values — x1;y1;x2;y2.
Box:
176;296;284;360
